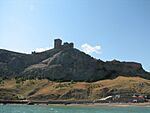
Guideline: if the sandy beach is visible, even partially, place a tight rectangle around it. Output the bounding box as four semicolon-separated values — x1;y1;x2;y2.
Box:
64;102;150;107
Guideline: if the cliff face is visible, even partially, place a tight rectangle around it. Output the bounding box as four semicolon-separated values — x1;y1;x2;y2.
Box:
0;42;149;81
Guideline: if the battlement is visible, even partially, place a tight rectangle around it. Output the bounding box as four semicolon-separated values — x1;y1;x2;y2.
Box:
54;39;74;49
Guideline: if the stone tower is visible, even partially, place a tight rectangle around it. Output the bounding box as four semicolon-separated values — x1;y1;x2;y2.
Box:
54;39;62;49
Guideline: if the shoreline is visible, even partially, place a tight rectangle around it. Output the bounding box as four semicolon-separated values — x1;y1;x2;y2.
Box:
62;102;150;107
0;100;150;107
1;103;150;108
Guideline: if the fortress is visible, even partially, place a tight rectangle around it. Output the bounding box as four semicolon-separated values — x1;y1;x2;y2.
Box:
54;39;74;49
32;39;74;54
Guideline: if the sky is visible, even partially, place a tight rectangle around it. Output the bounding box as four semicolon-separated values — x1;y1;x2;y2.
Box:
0;0;150;71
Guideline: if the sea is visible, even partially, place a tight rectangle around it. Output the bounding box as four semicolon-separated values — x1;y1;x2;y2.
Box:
0;104;150;113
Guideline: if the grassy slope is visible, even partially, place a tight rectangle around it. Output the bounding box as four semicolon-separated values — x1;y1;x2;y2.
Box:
0;76;150;100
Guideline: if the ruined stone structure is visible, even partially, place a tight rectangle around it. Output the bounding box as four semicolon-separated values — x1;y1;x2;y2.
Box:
54;39;62;49
54;39;74;49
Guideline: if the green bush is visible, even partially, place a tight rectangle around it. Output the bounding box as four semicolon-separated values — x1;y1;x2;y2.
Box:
0;77;4;84
16;78;24;84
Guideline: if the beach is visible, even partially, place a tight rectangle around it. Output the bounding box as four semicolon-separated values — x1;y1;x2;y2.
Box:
0;99;150;107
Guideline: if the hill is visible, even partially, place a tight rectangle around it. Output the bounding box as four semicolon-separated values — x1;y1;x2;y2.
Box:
0;39;149;81
0;76;150;101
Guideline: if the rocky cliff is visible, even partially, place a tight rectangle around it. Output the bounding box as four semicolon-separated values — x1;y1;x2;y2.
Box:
0;39;149;81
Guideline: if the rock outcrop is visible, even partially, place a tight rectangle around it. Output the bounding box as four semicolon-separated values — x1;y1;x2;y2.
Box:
0;39;149;81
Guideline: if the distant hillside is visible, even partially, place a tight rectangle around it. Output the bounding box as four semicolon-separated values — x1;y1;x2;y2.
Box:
0;39;149;81
0;76;150;100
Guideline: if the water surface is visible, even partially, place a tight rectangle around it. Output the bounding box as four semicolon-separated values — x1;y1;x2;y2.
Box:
0;104;150;113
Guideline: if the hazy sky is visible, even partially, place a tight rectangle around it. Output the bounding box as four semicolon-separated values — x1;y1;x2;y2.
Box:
0;0;150;71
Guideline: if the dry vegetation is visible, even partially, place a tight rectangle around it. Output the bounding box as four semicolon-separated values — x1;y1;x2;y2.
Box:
0;76;150;100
